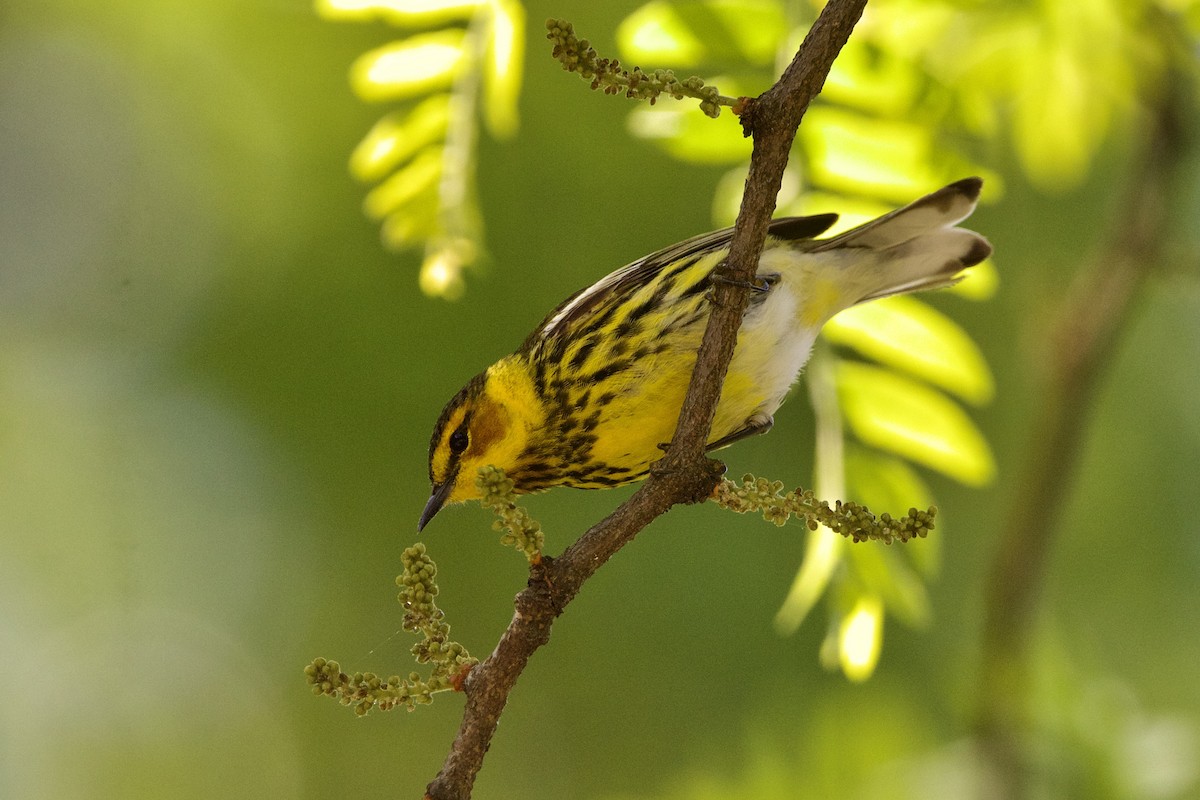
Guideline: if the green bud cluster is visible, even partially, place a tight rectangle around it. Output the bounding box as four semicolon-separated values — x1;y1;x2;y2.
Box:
399;543;439;619
304;658;468;716
712;474;937;544
305;544;476;716
477;465;544;561
545;18;732;119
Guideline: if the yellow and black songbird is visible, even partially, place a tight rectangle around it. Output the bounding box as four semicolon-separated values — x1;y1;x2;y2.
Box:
420;178;991;530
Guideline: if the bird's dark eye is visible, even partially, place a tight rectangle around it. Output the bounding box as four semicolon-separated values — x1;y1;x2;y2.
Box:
449;425;469;454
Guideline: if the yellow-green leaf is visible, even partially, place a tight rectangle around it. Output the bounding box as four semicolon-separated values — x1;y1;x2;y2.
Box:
381;203;438;250
774;526;842;635
799;107;942;203
350;96;451;182
859;0;956;53
836;594;884;682
350;30;467;102
482;0;524;138
617;1;706;67
946;259;999;301
420;246;470;300
618;0;786;68
363;145;443;219
824;295;994;405
822;38;920;117
836;360;996;486
704;0;787;66
1011;47;1097;188
627;100;752;164
316;0;485;26
844;535;930;628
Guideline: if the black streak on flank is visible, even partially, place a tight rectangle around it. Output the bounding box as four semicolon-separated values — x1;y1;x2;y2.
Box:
569;338;598;371
613;319;638;340
587;360;629;385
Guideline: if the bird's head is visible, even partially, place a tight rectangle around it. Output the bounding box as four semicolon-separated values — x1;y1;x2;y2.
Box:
419;363;536;531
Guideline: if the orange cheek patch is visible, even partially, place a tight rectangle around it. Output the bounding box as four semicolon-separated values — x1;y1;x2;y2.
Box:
467;397;510;456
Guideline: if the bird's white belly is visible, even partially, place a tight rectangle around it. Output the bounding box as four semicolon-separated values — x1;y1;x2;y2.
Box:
716;253;823;434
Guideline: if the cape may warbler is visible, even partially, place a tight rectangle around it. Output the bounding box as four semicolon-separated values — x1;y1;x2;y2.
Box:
420;178;991;530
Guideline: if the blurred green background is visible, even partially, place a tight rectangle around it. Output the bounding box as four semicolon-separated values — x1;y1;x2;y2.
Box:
2;1;1199;798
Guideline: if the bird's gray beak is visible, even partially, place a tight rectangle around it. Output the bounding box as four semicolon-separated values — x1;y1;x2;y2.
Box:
418;479;455;532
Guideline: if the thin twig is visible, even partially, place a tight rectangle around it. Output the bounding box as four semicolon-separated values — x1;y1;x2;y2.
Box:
424;3;868;798
974;68;1188;797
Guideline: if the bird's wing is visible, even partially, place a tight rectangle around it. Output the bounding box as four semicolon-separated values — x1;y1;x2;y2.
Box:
529;214;839;345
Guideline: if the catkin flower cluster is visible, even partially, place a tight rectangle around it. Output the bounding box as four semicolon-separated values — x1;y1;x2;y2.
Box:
545;18;731;118
305;544;476;716
713;474;937;544
477;465;545;560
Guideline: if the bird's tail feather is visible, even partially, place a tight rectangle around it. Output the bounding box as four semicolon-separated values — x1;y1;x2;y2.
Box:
815;177;993;305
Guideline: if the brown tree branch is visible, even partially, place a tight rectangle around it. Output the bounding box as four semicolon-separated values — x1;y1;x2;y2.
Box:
425;3;868;798
974;65;1190;797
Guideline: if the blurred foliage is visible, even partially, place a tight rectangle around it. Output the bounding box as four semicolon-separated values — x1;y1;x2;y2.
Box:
3;0;1199;798
318;0;525;298
603;647;1200;800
